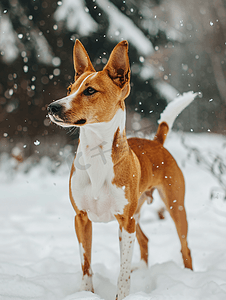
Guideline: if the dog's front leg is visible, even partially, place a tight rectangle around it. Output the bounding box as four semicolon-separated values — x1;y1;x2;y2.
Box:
74;211;94;292
116;216;136;300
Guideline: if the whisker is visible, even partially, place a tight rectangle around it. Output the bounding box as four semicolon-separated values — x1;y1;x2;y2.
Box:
67;126;79;136
66;126;75;134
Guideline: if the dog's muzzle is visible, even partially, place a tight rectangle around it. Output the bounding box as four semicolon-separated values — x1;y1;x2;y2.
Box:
47;102;87;126
47;102;66;124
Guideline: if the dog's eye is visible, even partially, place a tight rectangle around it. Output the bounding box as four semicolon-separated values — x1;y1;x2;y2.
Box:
83;87;97;96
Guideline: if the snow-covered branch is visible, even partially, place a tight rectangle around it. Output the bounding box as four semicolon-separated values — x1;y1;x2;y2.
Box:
54;0;98;35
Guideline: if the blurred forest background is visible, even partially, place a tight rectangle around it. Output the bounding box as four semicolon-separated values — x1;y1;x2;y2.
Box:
0;0;225;161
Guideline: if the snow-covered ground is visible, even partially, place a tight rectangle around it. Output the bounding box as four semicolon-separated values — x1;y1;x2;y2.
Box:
1;132;226;300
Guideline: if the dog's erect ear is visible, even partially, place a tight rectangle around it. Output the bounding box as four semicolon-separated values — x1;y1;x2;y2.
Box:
73;40;95;79
104;40;130;89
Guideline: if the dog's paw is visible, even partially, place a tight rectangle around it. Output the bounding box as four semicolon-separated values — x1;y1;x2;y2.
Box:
80;274;94;292
131;259;148;272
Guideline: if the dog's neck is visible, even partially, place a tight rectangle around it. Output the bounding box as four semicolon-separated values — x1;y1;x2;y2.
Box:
80;108;126;147
77;108;126;197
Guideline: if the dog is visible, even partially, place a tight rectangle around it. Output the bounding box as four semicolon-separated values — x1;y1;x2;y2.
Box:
47;40;195;300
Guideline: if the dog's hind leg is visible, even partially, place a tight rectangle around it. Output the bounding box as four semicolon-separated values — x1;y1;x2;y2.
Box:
157;172;193;270
75;211;94;292
167;202;193;270
135;222;149;267
130;192;148;271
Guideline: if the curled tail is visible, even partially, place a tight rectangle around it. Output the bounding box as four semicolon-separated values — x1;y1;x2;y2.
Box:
154;91;198;145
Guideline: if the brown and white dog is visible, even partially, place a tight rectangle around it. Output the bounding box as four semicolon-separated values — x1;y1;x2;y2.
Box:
48;40;196;300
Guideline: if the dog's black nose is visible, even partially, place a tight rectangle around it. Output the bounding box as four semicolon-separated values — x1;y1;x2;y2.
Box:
48;103;62;114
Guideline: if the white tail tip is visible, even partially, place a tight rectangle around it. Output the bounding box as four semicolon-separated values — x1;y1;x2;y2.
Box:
158;91;198;130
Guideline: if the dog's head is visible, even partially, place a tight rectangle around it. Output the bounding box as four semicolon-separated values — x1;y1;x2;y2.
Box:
47;40;130;127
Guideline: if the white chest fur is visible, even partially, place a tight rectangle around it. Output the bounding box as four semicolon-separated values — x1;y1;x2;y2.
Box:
70;109;128;223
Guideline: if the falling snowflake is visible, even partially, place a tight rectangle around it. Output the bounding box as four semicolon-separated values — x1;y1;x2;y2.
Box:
34;140;41;146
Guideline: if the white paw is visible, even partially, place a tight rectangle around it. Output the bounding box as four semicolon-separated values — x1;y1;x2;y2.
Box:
80;274;94;292
131;259;148;272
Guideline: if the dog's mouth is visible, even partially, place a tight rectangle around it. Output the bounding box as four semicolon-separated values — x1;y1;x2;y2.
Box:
49;114;64;124
48;114;72;128
49;114;87;127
